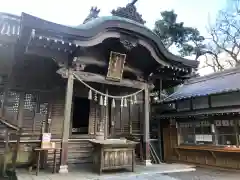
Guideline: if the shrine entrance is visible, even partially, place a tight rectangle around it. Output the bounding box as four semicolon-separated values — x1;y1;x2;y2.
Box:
72;97;90;135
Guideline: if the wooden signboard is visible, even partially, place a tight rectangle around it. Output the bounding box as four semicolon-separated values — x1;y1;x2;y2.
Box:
106;51;126;82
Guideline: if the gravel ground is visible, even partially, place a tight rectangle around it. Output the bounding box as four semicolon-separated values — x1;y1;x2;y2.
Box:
164;167;240;180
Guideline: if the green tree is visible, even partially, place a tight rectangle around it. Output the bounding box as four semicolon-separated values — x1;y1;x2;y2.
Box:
153;10;205;59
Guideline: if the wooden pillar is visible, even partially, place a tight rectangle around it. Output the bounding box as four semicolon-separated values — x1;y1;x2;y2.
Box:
104;89;109;139
0;90;7;117
176;121;181;146
129;100;132;135
143;84;151;165
96;86;105;140
158;79;163;162
94;103;98;135
212;123;218;146
110;101;115;137
158;121;163;162
234;119;239;147
59;69;74;173
17;92;25;127
2;129;9;176
11;128;22;173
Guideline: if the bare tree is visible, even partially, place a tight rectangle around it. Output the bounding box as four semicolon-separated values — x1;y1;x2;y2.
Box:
205;0;240;72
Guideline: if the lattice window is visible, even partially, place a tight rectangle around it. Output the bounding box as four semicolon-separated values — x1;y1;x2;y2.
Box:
39;103;48;115
24;93;36;111
6;91;20;112
179;122;195;145
178;120;213;145
215;120;236;146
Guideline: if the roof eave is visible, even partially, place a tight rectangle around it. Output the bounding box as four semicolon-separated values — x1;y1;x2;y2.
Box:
19;13;198;69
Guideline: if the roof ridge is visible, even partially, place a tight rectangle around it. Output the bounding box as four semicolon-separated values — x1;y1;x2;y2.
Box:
184;66;240;85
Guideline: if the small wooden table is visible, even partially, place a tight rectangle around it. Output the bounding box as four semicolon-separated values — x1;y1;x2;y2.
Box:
34;147;61;176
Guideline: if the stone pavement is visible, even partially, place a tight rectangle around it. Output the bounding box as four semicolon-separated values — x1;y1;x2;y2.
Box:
100;174;177;180
16;172;179;180
16;163;195;180
16;165;240;180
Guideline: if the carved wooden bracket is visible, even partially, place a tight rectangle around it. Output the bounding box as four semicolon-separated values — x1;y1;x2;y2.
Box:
120;35;138;51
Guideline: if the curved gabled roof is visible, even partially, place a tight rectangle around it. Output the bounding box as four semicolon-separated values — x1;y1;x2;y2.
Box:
20;13;198;68
0;11;198;69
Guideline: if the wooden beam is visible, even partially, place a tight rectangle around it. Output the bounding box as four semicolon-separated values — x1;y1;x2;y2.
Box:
26;46;69;64
151;74;186;81
25;47;144;77
75;56;143;76
72;71;147;89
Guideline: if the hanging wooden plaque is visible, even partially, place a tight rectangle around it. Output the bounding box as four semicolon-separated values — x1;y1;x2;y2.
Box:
106;51;126;82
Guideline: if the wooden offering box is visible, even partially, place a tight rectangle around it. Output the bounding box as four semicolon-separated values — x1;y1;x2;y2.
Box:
89;139;138;174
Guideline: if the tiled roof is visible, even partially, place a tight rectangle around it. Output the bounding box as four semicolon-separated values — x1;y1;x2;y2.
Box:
0;13;20;37
164;66;240;102
157;106;240;118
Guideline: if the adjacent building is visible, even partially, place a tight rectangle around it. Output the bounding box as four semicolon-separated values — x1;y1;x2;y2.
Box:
155;66;240;169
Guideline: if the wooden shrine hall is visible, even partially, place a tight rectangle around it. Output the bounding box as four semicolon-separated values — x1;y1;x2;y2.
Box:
0;0;197;175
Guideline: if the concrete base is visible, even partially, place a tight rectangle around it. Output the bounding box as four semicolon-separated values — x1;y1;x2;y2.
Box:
143;160;152;166
59;165;68;173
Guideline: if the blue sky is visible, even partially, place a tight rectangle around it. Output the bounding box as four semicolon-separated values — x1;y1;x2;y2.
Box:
0;0;226;36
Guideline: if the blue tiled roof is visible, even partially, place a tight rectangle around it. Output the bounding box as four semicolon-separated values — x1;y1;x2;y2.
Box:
164;67;240;102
